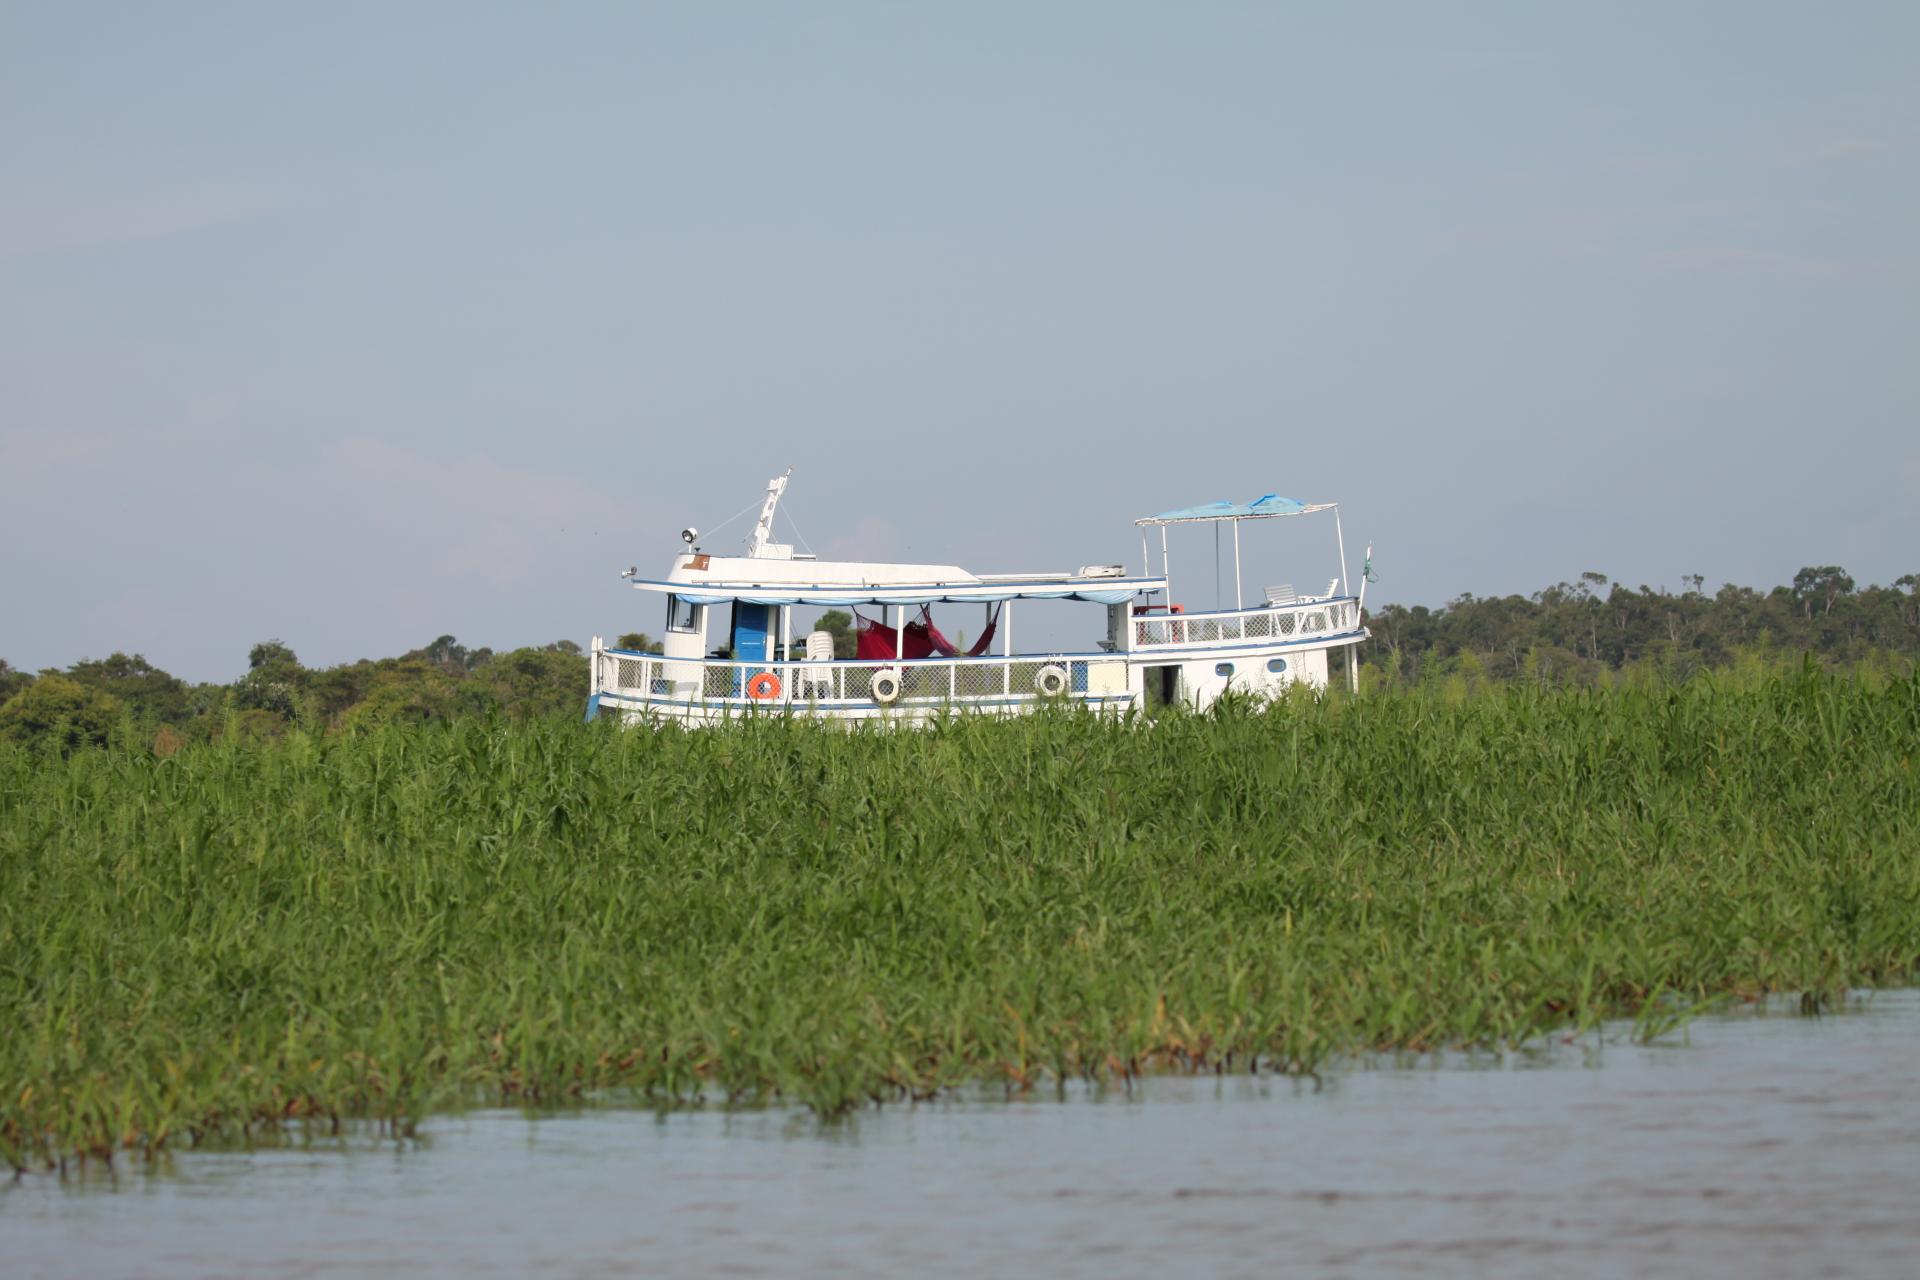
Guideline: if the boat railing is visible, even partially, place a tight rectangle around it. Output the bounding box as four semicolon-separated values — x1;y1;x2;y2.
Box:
593;648;1129;710
1132;596;1361;650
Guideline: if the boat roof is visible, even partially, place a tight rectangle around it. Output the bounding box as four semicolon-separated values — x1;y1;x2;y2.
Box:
629;554;1164;606
1136;494;1336;526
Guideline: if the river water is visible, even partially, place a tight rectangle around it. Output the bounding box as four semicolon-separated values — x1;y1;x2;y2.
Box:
6;991;1918;1278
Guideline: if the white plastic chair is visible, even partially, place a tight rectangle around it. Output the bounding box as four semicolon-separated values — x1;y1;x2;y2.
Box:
1265;584;1296;607
802;630;835;696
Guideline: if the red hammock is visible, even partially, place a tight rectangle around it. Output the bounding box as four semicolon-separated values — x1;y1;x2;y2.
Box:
853;604;1001;660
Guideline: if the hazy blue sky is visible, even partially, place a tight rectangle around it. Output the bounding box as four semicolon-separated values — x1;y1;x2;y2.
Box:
4;2;1915;681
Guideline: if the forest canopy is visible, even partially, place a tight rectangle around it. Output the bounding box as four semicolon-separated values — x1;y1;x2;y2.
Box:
0;635;594;756
1366;567;1919;685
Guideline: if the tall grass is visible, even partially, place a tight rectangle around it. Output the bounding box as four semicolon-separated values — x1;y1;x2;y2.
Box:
2;661;1916;1167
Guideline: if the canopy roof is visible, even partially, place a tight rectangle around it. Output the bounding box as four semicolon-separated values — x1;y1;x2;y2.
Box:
627;572;1165;608
1135;494;1335;526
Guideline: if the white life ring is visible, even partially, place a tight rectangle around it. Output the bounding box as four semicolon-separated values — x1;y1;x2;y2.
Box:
1034;664;1069;698
870;668;901;704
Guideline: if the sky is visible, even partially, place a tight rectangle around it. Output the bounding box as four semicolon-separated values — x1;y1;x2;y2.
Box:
3;1;1915;682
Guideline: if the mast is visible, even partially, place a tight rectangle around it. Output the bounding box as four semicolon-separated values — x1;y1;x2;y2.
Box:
1334;503;1349;597
745;468;791;559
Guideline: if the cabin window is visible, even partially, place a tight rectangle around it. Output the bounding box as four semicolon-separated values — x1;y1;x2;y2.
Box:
666;595;704;634
1267;657;1288;674
1215;662;1234;678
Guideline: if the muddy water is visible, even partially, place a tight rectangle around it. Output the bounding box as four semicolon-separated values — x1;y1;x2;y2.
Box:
6;991;1918;1278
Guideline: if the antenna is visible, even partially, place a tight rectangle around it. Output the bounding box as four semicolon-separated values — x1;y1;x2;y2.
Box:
744;467;792;558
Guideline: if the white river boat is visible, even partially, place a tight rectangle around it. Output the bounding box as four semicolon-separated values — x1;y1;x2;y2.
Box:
588;471;1370;726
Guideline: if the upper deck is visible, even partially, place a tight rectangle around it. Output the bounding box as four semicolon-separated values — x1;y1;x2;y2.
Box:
625;554;1167;608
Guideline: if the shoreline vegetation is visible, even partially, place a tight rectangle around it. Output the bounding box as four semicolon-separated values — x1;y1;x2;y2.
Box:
3;659;1916;1169
2;566;1917;753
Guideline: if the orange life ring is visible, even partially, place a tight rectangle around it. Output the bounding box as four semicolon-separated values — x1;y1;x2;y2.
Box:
746;671;782;701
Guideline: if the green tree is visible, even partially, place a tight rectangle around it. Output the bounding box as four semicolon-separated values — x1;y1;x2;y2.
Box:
233;639;305;718
0;675;122;755
1791;566;1854;618
304;662;378;725
226;708;291;742
64;652;191;725
1894;575;1920;632
1364;568;1917;683
478;647;590;719
416;634;471;671
614;632;657;652
340;661;465;728
247;640;300;671
404;634;494;673
0;659;31;703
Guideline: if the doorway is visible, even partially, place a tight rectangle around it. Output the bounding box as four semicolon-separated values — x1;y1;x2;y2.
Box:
1142;665;1179;710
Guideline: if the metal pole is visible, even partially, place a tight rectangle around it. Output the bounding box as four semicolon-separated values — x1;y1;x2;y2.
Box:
1334;505;1350;598
1214;522;1221;610
1002;599;1013;696
1140;530;1149;578
1160;527;1171;603
1232;519;1242;610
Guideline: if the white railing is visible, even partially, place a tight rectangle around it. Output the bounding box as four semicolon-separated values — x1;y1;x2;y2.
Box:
592;649;1130;712
1132;597;1361;650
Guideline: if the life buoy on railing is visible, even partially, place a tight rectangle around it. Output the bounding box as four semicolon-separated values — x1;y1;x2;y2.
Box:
1034;664;1069;698
870;668;901;704
746;671;781;701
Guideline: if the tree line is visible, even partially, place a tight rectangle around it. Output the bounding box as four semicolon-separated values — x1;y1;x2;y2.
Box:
0;634;602;757
1361;566;1918;684
3;567;1915;754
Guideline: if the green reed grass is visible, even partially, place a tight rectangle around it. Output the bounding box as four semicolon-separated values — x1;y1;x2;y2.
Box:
2;661;1916;1167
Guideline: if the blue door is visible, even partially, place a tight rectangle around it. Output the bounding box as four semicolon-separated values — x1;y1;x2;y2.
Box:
729;603;774;695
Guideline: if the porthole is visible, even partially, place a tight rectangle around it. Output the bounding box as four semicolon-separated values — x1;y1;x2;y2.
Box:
1215;662;1234;678
1266;657;1288;674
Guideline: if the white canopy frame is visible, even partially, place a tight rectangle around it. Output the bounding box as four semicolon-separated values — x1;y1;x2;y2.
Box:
1133;502;1349;614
